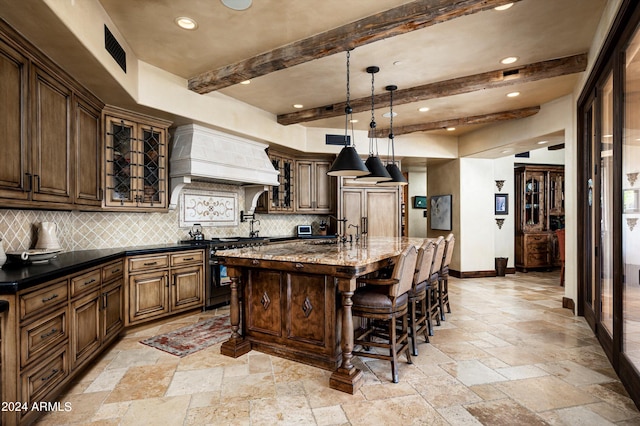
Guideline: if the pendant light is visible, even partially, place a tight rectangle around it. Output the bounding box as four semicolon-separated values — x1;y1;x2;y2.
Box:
377;85;408;186
355;66;392;183
327;51;370;177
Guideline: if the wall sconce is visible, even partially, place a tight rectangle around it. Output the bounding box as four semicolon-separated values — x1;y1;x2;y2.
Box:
495;180;505;191
627;217;638;231
627;172;638;187
495;218;505;229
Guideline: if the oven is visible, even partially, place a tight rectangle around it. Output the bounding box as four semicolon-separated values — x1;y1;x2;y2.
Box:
182;237;268;309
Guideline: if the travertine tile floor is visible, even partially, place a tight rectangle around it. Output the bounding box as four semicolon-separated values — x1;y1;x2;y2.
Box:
36;271;640;425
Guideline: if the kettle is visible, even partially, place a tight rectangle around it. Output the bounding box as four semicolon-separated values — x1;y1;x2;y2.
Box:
189;223;205;241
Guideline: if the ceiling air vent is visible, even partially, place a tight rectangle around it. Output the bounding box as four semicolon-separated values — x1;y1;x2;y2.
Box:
326;134;350;146
104;25;126;73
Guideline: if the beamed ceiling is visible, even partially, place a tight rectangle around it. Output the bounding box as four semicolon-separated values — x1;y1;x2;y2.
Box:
0;0;608;157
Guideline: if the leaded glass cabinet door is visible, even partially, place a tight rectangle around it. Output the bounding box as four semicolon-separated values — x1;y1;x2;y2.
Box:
523;171;546;232
105;116;137;207
137;124;166;208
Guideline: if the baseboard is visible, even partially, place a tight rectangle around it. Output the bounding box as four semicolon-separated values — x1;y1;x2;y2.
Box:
450;268;516;278
562;297;575;313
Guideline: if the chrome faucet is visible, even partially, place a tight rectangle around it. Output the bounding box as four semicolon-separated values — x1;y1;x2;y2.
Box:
249;219;261;238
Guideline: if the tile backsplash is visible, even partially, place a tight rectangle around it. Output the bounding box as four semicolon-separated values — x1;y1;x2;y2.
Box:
0;182;327;253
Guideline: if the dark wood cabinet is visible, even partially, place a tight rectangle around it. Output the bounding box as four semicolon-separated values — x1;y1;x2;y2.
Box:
515;165;564;271
0;20;104;210
104;106;170;211
256;151;295;213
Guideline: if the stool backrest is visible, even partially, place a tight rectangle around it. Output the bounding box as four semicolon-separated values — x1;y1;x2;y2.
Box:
390;245;418;298
414;240;436;286
441;233;455;271
430;236;446;277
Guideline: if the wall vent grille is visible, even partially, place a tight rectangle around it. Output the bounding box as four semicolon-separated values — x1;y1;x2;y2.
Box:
104;25;126;73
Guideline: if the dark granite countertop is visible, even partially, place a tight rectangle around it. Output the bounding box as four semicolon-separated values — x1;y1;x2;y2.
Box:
0;244;204;294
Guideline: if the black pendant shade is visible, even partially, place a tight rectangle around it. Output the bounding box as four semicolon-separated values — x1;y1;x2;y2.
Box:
327;146;370;176
355;155;392;182
377;163;407;186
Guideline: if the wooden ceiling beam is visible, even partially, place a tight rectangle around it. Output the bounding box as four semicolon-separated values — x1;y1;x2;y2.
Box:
371;106;541;137
188;0;522;94
278;53;587;125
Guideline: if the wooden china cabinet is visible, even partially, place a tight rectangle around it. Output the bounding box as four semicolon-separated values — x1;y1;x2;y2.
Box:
514;165;564;271
103;105;171;211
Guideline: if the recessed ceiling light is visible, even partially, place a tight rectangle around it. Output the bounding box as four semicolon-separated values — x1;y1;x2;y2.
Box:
349;119;359;123
537;140;548;145
175;17;198;30
501;149;512;154
501;56;519;65
418;107;430;112
393;61;403;66
603;134;613;138
446;127;456;131
293;104;303;109
240;80;251;85
507;91;520;98
494;3;514;11
221;0;252;11
382;112;398;118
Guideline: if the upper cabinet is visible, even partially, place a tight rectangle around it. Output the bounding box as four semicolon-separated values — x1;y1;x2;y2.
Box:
103;106;171;211
0;21;104;210
256;151;335;215
295;159;335;214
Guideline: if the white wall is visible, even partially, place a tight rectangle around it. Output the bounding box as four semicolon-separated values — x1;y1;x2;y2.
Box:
493;156;515;267
408;171;427;237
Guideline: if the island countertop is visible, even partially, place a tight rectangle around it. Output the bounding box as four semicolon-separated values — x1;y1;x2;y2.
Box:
216;236;426;267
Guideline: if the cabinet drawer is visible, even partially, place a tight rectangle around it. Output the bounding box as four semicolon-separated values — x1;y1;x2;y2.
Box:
20;344;68;406
128;254;169;272
21;307;67;367
20;280;68;321
102;260;124;283
170;250;204;267
526;234;548;244
526;252;548;267
70;268;101;297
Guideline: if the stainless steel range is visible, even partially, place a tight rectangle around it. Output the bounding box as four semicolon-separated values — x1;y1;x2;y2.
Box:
180;237;268;309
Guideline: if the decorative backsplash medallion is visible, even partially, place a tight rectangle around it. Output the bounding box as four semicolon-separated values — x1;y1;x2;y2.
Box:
180;189;238;227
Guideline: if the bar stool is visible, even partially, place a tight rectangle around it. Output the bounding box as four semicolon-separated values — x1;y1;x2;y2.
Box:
408;239;436;356
426;236;445;336
438;233;455;321
352;245;418;383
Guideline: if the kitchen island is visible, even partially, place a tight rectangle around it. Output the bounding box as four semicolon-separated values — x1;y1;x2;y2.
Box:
217;236;424;394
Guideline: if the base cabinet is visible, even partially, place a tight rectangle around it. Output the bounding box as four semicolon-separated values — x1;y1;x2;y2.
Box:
244;269;339;370
126;250;204;326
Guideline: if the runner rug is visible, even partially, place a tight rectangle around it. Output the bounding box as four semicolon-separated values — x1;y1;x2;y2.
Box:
140;314;231;357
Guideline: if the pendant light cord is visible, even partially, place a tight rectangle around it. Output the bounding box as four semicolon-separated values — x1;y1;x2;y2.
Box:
344;51;353;148
389;87;395;164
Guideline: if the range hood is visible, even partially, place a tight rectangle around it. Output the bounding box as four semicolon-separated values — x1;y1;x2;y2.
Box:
169;124;279;210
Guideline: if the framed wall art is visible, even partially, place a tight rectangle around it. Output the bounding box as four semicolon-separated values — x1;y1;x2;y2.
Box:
495;193;509;215
430;194;452;231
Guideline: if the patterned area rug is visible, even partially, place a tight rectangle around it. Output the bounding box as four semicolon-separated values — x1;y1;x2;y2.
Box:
140;314;231;357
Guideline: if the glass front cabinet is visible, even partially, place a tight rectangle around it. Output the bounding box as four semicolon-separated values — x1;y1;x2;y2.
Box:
515;165;564;271
104;106;171;210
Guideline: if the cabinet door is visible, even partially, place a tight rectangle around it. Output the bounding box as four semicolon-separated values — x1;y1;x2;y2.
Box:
105;116;137;208
128;270;169;323
137;124;167;208
0;39;29;201
102;280;123;344
341;188;364;237
296;160;314;212
549;171;564;216
523;171;546;232
70;289;101;371
171;265;203;311
366;190;400;237
31;65;73;204
313;161;334;213
74;96;102;206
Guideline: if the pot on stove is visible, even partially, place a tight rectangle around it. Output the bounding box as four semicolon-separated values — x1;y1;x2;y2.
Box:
189;223;205;241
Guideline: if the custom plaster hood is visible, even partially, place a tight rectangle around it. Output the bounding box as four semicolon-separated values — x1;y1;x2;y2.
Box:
169;124;279;210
